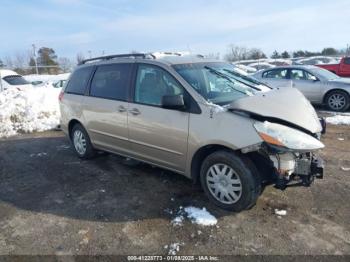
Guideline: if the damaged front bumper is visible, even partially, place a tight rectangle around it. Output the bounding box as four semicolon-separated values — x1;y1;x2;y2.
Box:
270;152;324;190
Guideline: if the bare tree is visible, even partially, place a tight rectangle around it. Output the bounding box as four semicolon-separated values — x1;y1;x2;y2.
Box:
76;52;85;64
205;52;221;60
4;56;13;68
224;45;249;62
59;57;73;72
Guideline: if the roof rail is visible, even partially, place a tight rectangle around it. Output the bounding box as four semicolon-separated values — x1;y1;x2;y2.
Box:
78;53;154;65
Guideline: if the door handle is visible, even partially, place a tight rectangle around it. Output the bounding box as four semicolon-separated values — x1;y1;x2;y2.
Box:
129;108;141;115
118;105;127;112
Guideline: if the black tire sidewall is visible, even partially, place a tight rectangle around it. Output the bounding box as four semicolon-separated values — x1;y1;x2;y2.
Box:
200;151;260;212
71;124;95;159
326;90;350;112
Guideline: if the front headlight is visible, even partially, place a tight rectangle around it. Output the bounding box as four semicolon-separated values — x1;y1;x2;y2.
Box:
254;121;324;151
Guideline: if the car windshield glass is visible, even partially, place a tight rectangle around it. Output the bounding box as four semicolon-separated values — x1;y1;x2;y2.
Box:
310;67;340;80
173;62;259;105
223;69;272;89
3;75;29;85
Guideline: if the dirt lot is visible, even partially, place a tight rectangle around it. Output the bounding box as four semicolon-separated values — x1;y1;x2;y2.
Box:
0;121;349;257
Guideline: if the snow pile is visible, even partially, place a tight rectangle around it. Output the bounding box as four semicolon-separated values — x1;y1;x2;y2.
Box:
0;86;61;137
184;207;218;226
326;115;350;125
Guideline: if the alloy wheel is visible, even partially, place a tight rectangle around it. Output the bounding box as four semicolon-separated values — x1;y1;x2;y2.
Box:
328;93;346;111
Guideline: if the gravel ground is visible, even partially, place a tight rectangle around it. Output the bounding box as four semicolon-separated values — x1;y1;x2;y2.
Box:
0;122;349;257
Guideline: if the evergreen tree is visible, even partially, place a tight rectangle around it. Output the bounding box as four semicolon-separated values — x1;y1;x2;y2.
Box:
281;51;290;59
321;47;338;56
37;47;59;74
271;50;281;59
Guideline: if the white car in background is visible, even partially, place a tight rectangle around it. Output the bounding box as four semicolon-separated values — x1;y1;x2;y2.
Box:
0;69;33;91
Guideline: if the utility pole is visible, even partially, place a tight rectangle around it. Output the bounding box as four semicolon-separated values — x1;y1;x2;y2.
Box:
32;44;39;75
88;50;92;58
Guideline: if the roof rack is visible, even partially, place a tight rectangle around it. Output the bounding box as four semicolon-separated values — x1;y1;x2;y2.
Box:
78;53;155;65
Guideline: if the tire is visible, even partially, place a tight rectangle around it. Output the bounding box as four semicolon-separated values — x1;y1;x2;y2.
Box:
71;123;96;159
200;151;261;212
325;90;350;112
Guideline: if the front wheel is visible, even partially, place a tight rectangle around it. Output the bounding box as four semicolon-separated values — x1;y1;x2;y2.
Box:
325;90;350;112
200;151;261;212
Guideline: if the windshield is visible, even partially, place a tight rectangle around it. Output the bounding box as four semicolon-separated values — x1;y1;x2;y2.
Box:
224;68;272;90
173;62;260;105
310;67;340;80
3;75;30;85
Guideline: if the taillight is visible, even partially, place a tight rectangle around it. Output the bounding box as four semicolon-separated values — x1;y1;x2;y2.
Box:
58;91;64;101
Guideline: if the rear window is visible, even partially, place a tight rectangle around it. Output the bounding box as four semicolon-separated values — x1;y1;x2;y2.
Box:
90;64;131;101
344;57;350;65
3;75;29;85
65;66;93;95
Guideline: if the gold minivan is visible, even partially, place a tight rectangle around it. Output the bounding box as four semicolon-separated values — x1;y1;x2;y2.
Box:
59;53;325;211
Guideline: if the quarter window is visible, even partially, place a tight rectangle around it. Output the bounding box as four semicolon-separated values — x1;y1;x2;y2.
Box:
90;64;131;100
262;69;288;79
65;66;93;95
134;64;184;106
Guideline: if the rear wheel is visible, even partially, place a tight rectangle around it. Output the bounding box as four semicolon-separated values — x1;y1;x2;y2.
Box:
325;90;350;112
200;151;261;212
71;123;96;159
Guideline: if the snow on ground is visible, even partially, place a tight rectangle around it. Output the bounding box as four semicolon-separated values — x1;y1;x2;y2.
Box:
341;167;350;171
325;114;350;125
184;207;218;226
171;206;217;226
0;86;61;138
274;209;287;216
165;243;184;255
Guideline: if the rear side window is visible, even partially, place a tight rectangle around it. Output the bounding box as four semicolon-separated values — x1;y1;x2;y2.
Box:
3;75;29;85
262;69;288;79
344;58;350;65
65;66;93;95
90;64;131;101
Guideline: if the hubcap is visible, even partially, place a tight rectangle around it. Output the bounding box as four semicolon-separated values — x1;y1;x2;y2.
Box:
206;163;242;204
328;93;346;110
73;130;87;155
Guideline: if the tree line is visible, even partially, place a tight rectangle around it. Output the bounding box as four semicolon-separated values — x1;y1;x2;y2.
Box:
1;45;349;74
0;47;87;75
224;45;349;62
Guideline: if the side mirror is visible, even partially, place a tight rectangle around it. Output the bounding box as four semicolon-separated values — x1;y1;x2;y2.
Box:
162;94;185;110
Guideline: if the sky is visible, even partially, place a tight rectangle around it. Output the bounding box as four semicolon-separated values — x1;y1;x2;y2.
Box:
1;0;350;60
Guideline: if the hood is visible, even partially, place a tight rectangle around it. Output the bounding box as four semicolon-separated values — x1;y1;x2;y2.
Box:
330;78;350;85
228;88;322;134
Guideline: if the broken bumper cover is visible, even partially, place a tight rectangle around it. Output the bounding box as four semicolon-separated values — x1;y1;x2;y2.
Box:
274;154;324;190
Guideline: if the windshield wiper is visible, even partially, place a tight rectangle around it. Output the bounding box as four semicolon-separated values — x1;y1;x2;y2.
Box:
204;66;248;95
222;69;263;91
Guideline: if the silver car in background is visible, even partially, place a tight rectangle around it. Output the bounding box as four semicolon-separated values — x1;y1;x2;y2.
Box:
253;65;350;111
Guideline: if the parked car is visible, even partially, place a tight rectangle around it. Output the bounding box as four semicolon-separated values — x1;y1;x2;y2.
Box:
0;69;33;91
316;57;350;77
59;53;325;212
253;65;350;111
53;79;67;88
